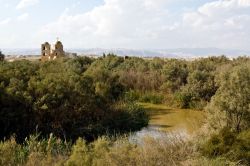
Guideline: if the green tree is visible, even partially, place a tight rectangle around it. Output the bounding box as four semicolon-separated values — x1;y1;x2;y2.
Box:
206;63;250;132
162;59;188;92
176;56;228;109
0;58;148;141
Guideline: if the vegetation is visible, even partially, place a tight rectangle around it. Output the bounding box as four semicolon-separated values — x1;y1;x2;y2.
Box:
0;54;250;165
201;61;250;165
206;63;250;132
0;57;149;141
0;134;196;166
201;128;250;164
0;51;4;61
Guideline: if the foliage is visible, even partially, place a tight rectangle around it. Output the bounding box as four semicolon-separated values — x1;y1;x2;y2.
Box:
206;63;250;132
175;57;229;109
138;92;164;104
104;102;149;133
0;58;148;142
0;135;194;166
162;59;188;92
201;128;250;165
0;134;71;166
0;137;22;165
124;90;164;104
124;90;140;102
1;54;250;165
174;87;194;109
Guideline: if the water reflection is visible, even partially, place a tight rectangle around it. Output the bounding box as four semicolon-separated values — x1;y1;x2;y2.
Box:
130;103;205;142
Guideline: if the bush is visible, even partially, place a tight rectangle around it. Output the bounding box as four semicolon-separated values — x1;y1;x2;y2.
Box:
0;59;150;142
65;138;91;166
206;63;250;132
0;134;71;166
202;128;250;164
175;91;192;109
0;138;23;165
104;102;149;133
139;93;164;104
124;90;140;102
201;128;236;157
230;129;250;164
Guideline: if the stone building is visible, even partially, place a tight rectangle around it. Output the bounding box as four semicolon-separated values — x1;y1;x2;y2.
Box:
41;40;65;62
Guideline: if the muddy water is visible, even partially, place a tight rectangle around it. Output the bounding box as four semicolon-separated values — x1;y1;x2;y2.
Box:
131;103;205;141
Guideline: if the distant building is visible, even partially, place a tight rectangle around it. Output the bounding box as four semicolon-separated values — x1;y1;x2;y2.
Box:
41;40;65;62
0;50;4;61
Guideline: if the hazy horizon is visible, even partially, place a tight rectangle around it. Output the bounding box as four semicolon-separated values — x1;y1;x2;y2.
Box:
2;47;250;58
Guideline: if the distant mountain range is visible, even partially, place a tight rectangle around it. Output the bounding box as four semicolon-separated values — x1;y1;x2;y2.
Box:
2;48;250;59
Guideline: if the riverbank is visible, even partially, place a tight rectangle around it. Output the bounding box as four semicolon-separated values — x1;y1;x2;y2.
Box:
0;102;240;166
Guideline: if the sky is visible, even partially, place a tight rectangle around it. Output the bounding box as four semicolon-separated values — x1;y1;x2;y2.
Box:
0;0;250;50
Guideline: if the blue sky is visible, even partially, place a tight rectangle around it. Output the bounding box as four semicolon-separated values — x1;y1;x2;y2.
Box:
0;0;250;50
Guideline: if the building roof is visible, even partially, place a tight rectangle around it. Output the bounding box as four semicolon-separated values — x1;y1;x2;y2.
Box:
43;42;50;45
55;41;63;45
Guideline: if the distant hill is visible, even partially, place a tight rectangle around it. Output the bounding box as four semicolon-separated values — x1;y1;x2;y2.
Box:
2;48;250;59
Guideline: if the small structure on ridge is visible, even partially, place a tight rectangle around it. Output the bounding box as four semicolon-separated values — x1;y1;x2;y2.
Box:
41;40;65;62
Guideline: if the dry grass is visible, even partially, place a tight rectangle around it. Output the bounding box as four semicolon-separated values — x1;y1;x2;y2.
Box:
1;133;239;166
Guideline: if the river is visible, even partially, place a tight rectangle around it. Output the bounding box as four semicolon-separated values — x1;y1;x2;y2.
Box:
130;103;205;142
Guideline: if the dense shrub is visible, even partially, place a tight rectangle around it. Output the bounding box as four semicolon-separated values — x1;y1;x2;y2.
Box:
230;129;250;164
201;128;250;165
206;63;250;132
104;102;149;133
201;128;237;157
0;134;195;166
174;89;193;109
0;138;22;165
162;59;188;93
124;90;140;102
0;58;148;142
139;93;164;104
124;91;164;104
1;55;250;165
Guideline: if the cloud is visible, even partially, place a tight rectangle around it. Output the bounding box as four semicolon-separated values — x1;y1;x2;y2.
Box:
17;13;29;21
4;3;10;8
0;18;11;25
182;0;250;49
37;0;250;50
16;0;39;9
38;0;171;48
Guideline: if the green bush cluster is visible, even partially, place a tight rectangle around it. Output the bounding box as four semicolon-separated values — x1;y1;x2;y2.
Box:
124;90;164;104
201;128;250;164
0;58;148;142
84;55;249;109
1;54;250;165
139;93;164;104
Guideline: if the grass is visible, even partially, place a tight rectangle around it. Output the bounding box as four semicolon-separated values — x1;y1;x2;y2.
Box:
0;135;195;166
0;103;244;166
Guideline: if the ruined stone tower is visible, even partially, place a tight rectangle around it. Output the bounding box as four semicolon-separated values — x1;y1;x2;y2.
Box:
41;40;65;62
